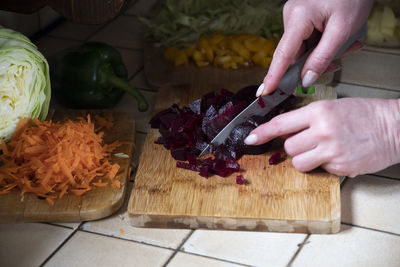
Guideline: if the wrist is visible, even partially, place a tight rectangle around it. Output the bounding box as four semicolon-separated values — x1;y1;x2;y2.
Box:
384;99;400;165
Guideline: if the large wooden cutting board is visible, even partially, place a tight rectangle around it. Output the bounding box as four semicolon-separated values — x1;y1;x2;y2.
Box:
0;109;135;222
128;83;341;234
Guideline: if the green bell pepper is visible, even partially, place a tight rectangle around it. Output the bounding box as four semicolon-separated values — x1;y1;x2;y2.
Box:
49;42;149;111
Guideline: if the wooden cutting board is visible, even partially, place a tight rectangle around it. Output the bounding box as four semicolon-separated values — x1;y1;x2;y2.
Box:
143;44;334;87
0;109;135;222
128;83;341;234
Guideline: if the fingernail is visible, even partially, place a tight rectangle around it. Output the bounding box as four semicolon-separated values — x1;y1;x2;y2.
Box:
256;83;264;97
302;70;318;88
244;134;258;145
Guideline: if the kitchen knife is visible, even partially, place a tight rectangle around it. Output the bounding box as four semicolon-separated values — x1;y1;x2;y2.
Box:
199;24;367;157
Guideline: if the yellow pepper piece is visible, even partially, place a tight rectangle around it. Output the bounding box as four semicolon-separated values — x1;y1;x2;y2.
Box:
207;33;225;46
230;40;250;60
173;50;188;66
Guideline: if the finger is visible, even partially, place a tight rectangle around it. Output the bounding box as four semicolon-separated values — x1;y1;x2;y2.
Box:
284;129;318;157
261;24;313;96
244;107;310;146
323;62;341;73
301;18;351;87
292;146;328;173
338;40;364;58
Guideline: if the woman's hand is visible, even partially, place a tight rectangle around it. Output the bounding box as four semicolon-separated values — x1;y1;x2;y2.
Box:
257;0;373;97
244;98;400;177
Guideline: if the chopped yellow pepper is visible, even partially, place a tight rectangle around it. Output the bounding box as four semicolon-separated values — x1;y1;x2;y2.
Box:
163;32;279;69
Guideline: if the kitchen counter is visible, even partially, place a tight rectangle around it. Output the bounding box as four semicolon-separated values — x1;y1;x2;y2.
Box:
1;1;400;266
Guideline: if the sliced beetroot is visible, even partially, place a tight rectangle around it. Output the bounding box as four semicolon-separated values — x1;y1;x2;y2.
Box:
232;85;258;106
204;101;247;140
189;98;202;114
187;152;197;165
236;175;246;184
177;161;200;172
269;151;286;165
226;158;240;172
150;86;296;180
199;165;210;178
171;147;188;161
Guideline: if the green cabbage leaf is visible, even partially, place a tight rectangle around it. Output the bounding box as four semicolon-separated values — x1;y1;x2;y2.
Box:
0;26;51;141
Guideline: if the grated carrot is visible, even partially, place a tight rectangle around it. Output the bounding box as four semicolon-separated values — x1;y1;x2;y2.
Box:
0;115;122;205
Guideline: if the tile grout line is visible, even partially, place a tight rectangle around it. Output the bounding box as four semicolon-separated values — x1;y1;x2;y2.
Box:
175;251;254;267
332;81;400;93
286;234;311;267
163;230;195;267
340;222;400;237
369;173;400;182
39;222;84;266
78;228;175;251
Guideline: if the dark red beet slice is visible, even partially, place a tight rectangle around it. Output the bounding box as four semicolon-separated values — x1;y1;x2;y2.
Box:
269;151;286;165
236;175;245;184
199;166;210;178
187;152;197;165
177;161;200;172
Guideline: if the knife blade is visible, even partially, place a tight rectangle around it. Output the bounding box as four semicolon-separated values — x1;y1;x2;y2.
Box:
199;24;366;157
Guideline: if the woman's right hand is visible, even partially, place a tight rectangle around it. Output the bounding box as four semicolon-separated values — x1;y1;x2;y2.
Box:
257;0;373;97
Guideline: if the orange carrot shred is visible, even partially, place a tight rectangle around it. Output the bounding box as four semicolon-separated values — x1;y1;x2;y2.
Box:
0;115;121;205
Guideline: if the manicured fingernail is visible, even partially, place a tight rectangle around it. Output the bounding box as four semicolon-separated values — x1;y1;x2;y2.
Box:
256;83;264;97
244;134;258;145
302;70;318;87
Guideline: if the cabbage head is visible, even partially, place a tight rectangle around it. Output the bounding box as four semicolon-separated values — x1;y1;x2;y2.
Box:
0;26;51;141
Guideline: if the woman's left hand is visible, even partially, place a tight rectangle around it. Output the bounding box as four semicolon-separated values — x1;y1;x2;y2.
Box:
244;98;400;177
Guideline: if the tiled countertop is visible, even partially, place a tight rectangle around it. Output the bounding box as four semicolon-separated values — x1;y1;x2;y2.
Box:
1;1;400;266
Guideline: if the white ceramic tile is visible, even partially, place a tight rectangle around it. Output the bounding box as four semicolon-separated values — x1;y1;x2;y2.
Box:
130;70;154;90
81;182;191;249
125;0;160;16
48;222;81;229
182;230;306;266
341;175;400;234
0;223;72;267
34;36;81;58
168;252;243;267
48;20;102;41
45;231;173;267
374;164;400;180
39;6;61;28
117;48;144;78
115;89;157;133
332;83;400;99
335;50;400;91
89;15;146;50
0;10;39;37
293;224;400;267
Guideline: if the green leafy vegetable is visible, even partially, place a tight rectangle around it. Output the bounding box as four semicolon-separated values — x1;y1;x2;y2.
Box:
0;26;51;141
140;0;284;47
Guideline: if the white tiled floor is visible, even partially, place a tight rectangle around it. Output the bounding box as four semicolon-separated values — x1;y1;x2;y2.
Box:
44;231;174;267
182;230;307;266
292;224;400;267
341;175;400;234
0;223;73;267
1;1;400;266
168;252;245;267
